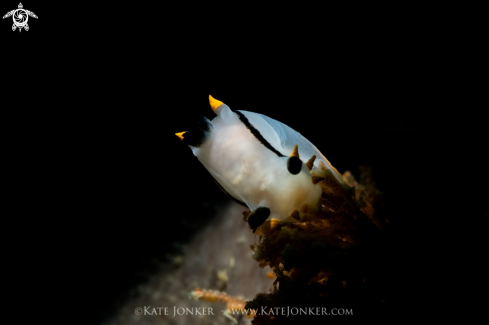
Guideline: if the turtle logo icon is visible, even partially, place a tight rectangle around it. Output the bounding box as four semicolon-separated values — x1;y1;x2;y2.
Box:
3;3;37;32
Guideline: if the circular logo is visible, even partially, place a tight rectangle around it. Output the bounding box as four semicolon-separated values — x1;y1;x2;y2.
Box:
13;9;27;27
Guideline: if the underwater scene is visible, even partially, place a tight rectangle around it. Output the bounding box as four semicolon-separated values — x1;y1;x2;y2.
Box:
5;3;486;325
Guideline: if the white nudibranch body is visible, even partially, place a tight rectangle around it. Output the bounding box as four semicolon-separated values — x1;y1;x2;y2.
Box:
176;96;345;229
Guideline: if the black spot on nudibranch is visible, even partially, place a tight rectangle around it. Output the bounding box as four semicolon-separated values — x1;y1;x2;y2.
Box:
234;111;285;158
248;207;271;229
287;156;302;175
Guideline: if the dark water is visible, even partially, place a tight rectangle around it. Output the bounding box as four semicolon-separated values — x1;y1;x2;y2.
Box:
3;2;486;324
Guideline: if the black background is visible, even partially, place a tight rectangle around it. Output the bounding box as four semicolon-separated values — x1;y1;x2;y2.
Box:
2;2;487;324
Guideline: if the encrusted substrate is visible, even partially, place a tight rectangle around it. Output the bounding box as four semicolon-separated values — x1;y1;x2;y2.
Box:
245;166;395;323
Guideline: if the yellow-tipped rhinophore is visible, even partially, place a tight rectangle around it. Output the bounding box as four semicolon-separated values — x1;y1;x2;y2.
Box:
209;95;223;111
290;144;300;158
175;131;187;140
305;155;316;170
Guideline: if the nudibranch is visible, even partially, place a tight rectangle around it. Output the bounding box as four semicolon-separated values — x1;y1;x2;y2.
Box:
176;96;345;230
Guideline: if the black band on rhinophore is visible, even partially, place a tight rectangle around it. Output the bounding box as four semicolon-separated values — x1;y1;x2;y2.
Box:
193;115;213;132
181;115;214;148
181;128;207;147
